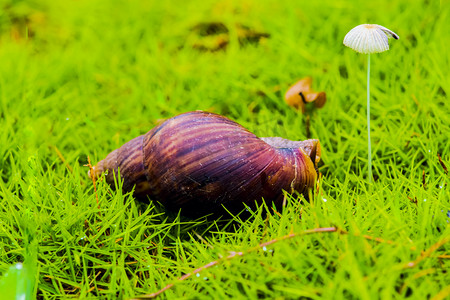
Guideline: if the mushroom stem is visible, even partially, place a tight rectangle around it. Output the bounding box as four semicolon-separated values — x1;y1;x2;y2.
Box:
367;53;372;183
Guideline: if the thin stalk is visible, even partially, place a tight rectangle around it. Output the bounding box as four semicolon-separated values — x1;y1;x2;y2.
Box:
367;53;372;183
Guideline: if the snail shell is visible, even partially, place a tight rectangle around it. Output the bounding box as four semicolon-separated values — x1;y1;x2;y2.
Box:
90;111;321;215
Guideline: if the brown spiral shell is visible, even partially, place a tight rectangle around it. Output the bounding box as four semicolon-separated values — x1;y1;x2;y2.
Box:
90;111;321;216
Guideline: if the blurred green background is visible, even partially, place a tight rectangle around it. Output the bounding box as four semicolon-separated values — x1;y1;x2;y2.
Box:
0;0;447;172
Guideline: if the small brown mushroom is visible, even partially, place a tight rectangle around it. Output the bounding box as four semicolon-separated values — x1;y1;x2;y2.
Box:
284;77;326;112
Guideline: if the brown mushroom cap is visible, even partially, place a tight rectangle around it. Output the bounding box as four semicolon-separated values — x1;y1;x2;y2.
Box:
284;77;327;112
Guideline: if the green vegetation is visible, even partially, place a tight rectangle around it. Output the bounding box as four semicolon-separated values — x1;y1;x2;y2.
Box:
0;0;448;298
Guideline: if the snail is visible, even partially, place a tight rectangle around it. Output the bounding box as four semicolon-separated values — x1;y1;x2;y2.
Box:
89;111;321;216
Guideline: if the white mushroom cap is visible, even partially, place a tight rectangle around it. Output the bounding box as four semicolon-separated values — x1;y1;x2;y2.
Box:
343;24;399;54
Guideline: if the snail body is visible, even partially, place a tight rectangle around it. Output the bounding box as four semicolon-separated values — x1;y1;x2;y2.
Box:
91;111;321;215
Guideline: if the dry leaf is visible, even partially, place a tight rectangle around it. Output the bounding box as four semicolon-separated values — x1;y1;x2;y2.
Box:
284;77;326;112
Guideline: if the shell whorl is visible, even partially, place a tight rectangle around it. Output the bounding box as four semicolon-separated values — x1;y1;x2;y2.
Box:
92;111;321;215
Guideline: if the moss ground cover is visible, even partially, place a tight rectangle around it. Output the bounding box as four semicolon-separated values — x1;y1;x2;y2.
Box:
0;0;448;298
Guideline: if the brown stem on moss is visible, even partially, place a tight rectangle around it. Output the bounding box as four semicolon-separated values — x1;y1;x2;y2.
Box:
437;153;448;174
133;227;338;299
404;237;450;269
134;225;443;299
85;156;101;216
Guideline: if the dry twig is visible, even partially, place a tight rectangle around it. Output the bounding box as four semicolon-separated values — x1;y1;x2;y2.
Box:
133;227;338;299
437;153;448;174
405;237;450;268
85;156;101;215
132;225;446;299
